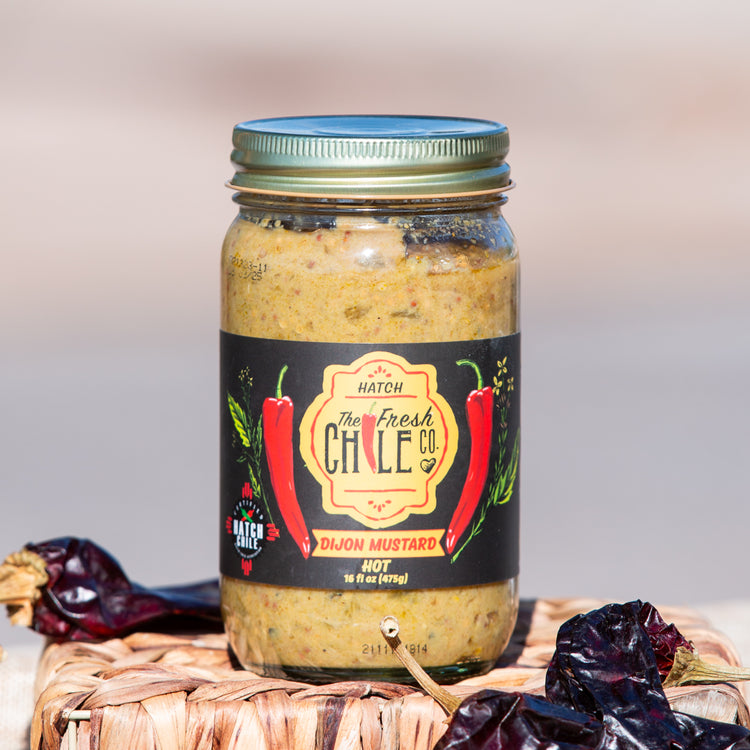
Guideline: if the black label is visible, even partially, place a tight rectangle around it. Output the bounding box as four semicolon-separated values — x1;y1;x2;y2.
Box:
220;333;520;589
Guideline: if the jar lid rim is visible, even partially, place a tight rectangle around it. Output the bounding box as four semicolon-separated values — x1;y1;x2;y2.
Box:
229;115;511;197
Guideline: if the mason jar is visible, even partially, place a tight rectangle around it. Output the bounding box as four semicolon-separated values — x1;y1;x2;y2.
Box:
220;115;520;684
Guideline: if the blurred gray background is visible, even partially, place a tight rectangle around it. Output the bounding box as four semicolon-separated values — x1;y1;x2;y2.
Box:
1;0;749;650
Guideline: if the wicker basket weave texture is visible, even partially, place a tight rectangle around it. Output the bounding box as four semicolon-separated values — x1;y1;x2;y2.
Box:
31;598;750;750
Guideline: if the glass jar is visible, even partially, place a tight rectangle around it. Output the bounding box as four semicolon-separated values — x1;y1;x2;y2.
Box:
220;116;520;684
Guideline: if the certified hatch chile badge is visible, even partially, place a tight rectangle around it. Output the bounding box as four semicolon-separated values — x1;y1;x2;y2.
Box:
227;487;279;575
220;334;520;589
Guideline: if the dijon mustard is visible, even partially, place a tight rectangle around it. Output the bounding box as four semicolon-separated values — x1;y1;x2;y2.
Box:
220;116;520;683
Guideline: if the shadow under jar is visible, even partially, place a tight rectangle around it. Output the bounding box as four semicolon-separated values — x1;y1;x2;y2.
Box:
220;116;520;684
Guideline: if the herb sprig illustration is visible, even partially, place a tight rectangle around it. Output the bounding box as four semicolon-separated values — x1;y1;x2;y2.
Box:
450;356;519;563
227;368;274;524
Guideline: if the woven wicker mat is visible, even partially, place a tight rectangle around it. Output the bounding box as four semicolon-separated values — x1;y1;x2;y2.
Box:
31;598;750;750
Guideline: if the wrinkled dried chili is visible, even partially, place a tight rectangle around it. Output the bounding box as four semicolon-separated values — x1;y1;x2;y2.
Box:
435;689;607;750
545;600;692;748
636;599;694;679
445;359;494;554
437;688;750;750
262;364;311;559
545;601;750;750
425;601;750;750
0;537;220;641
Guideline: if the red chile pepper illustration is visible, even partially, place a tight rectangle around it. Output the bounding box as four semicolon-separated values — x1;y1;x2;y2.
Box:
362;402;378;472
445;359;494;554
263;365;311;559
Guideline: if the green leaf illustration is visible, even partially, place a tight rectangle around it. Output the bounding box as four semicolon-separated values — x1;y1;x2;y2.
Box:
226;386;275;526
451;428;519;563
495;433;519;507
227;393;251;447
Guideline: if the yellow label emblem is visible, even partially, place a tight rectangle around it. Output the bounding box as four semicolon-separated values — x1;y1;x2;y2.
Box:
299;352;458;529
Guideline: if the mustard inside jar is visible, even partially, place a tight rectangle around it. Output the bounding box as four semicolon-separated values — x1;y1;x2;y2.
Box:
220;115;520;683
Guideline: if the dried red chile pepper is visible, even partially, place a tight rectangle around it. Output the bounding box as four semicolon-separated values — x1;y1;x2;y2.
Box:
1;537;220;641
545;601;694;748
546;601;750;750
445;359;494;554
636;600;695;679
437;690;750;750
436;601;750;750
262;364;311;558
435;690;606;750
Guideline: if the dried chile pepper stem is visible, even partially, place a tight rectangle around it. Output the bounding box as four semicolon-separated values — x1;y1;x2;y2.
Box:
263;365;311;559
663;646;750;688
362;401;378;472
380;616;462;715
0;549;48;627
445;359;494;554
2;538;221;640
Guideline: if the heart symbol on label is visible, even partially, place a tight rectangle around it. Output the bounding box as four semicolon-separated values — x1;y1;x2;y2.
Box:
420;458;436;473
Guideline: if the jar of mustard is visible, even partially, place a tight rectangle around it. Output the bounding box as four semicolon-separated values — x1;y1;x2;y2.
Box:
220;115;520;684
